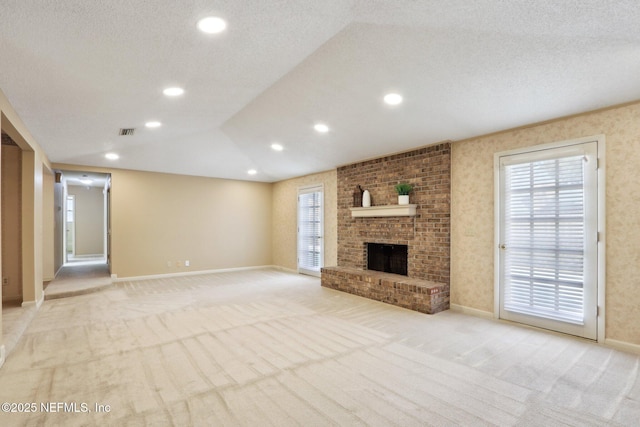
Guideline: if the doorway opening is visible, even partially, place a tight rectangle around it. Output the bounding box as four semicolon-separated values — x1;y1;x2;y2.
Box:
66;194;76;259
60;171;111;269
1;132;23;305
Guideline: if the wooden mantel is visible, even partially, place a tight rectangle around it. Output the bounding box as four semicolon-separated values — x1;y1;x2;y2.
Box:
349;204;417;218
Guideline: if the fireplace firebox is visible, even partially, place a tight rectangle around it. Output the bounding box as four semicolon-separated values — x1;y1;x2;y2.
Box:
367;243;408;276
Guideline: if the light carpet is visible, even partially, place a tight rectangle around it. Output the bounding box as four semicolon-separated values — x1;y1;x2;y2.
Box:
44;262;113;300
0;269;638;426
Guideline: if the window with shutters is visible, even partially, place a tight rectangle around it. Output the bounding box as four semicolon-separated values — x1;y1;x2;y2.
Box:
297;185;323;277
503;154;587;323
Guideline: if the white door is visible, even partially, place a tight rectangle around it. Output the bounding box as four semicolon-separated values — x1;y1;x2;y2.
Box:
297;185;324;277
497;139;600;340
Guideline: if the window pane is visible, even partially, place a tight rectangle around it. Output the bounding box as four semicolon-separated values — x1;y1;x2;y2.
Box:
503;155;586;324
298;191;322;272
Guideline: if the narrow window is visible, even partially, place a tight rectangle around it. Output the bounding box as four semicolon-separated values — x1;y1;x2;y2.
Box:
297;185;324;277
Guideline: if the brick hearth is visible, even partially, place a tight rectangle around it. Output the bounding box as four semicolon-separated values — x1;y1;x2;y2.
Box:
321;266;449;314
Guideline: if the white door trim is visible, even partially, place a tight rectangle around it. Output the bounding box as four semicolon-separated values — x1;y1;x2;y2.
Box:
297;184;324;277
493;134;605;342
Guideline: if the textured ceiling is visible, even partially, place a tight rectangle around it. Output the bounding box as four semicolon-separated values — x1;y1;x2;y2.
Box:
1;1;640;182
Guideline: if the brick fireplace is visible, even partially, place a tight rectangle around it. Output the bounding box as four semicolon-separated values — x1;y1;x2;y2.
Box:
321;142;451;314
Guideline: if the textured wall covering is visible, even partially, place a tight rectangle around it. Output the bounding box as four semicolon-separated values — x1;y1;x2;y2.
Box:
451;101;640;345
337;143;451;284
271;170;338;272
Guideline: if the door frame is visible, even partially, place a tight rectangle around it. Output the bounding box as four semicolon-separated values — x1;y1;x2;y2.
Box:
493;134;606;342
105;177;111;272
65;194;76;261
297;184;324;277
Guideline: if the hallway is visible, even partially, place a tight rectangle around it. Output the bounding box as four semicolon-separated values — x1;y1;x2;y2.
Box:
45;260;113;300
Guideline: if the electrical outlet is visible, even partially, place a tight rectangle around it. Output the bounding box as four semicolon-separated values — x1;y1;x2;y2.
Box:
167;261;172;267
176;261;182;267
2;277;8;286
185;260;190;267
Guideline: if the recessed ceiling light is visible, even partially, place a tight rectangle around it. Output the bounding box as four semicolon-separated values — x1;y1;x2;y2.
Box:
163;87;184;97
105;153;119;160
384;93;403;106
248;169;257;175
314;123;329;133
145;121;162;128
197;16;227;34
271;143;284;151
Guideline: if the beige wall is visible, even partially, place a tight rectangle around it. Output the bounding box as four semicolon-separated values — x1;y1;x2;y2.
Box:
21;150;44;305
50;164;277;280
42;167;54;281
53;175;64;273
272;170;337;271
68;185;104;256
451;101;640;345
1;90;52;366
52;166;338;279
0;113;49;310
89;168;273;278
1;144;22;300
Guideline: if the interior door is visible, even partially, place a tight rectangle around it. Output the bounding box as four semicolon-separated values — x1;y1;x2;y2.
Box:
497;140;599;340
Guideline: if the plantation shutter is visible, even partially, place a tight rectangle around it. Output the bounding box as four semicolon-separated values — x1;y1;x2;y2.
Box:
297;186;323;276
501;149;592;325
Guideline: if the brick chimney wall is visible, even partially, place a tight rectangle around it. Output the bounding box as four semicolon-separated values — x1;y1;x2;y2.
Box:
336;142;451;285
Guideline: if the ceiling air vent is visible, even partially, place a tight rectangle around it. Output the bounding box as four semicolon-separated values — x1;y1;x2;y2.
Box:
119;128;136;136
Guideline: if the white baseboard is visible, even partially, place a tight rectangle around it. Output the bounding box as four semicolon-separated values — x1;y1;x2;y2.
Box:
449;303;495;320
54;265;64;278
113;265;280;282
271;265;298;274
604;338;640;355
451;305;640;354
21;293;44;309
0;345;5;369
71;254;104;258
